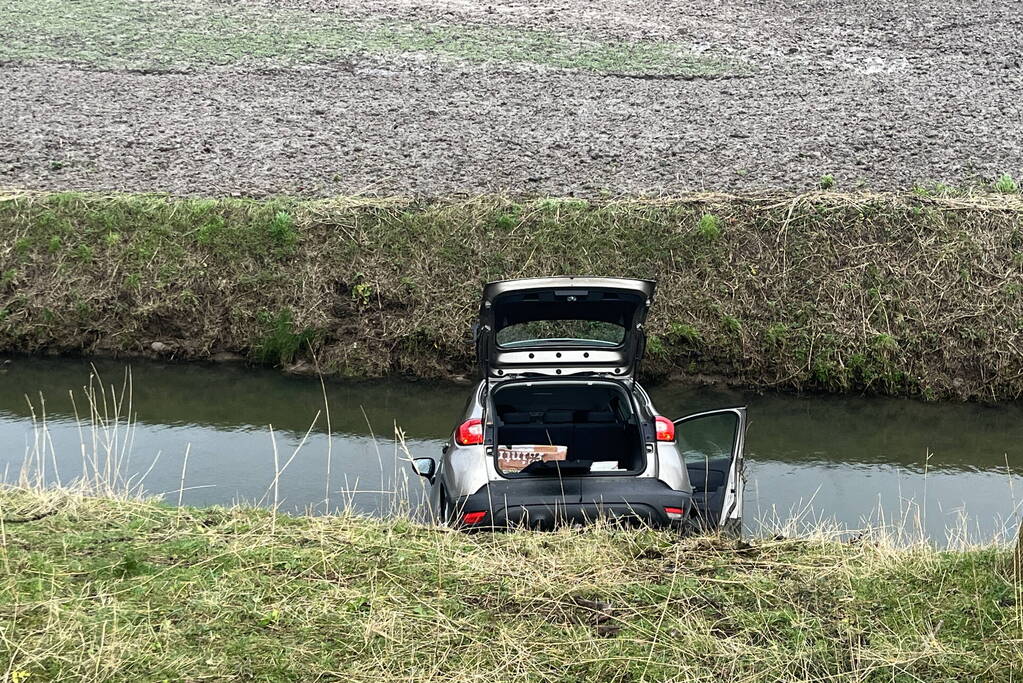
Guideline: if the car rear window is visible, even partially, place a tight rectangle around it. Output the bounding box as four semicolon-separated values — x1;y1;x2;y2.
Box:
496;319;625;347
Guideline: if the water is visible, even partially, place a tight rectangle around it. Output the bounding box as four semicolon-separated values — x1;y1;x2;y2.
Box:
1;356;1021;544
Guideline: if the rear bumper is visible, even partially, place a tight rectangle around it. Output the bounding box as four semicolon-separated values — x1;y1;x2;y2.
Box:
451;478;693;530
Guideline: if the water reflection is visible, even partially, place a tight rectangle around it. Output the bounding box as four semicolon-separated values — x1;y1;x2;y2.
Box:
1;356;1020;542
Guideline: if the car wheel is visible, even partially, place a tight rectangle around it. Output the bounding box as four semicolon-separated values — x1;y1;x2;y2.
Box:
438;488;453;526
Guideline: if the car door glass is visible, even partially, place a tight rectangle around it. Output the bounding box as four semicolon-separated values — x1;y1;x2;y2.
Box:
496;320;625;347
678;412;738;492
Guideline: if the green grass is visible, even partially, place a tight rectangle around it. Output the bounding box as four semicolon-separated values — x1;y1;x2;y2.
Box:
253;309;319;365
3;190;1023;399
697;212;722;240
0;0;734;75
995;173;1019;194
0;487;1019;680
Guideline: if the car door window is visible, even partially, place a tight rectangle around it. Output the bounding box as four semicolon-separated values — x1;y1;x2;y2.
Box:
674;408;746;530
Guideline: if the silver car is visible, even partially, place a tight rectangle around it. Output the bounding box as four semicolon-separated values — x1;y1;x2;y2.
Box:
411;277;747;532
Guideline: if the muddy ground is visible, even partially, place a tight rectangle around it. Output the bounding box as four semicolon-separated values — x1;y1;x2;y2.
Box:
1;0;1021;196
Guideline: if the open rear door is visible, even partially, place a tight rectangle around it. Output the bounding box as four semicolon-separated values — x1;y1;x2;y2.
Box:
674;407;746;534
476;277;655;379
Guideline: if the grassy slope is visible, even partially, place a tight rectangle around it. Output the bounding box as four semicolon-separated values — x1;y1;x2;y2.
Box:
2;191;1023;400
0;489;1019;681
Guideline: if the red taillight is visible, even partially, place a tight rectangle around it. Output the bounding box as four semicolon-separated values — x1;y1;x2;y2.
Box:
462;511;487;525
664;506;684;520
655;416;675;442
456;418;484;446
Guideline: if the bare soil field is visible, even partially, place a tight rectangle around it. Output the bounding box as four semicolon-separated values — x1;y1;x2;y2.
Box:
1;0;1021;196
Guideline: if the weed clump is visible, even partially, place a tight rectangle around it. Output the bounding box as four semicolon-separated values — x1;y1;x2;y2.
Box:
195;216;226;244
253;310;318;365
493;211;517;231
645;333;666;356
764;322;790;348
697;213;721;240
266;211;298;249
994;172;1019;194
669;322;702;346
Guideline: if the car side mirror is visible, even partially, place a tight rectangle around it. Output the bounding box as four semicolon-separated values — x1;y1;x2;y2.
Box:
411;457;436;482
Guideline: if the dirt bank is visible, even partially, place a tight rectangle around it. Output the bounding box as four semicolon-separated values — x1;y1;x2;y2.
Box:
1;0;1021;196
2;190;1022;400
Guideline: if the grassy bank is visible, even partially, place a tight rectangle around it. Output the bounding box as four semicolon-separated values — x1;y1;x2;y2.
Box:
0;488;1019;680
1;190;1023;400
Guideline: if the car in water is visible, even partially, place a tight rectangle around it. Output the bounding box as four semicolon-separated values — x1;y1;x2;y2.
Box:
410;277;746;532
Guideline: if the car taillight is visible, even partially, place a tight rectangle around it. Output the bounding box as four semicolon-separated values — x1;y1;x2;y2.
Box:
462;511;487;524
655;416;675;442
664;506;684;520
455;418;484;446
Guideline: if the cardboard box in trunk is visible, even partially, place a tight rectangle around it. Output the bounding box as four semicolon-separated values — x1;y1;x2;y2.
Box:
497;445;567;473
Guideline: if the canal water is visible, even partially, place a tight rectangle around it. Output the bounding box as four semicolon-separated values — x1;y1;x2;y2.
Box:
1;356;1020;544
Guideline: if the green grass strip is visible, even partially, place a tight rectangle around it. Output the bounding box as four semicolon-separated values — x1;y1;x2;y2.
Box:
0;0;732;75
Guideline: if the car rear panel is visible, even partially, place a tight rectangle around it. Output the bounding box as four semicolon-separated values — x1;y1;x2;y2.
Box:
452;478;693;530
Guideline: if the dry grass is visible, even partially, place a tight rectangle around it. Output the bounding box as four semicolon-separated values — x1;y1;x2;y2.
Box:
0;484;1020;681
2;190;1023;400
1;366;1021;680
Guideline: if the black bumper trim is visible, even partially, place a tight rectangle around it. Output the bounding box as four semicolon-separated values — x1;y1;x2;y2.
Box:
452;477;693;530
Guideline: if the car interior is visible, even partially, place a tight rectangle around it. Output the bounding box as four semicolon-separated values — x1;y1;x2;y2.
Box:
492;382;646;476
